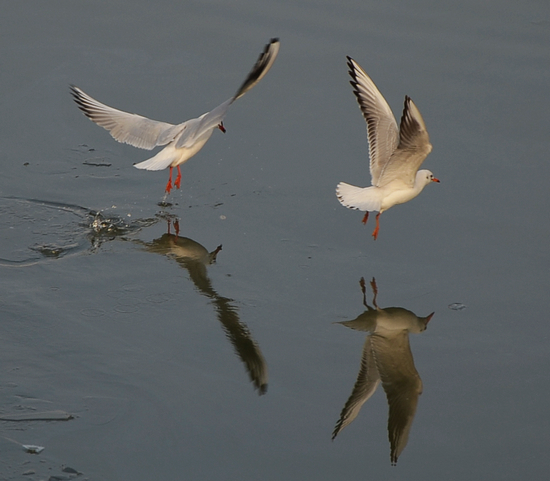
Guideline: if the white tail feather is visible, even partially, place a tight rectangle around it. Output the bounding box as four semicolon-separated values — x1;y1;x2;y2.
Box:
134;147;178;171
336;182;381;212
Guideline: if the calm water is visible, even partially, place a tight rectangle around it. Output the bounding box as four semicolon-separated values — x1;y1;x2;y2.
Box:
1;1;549;479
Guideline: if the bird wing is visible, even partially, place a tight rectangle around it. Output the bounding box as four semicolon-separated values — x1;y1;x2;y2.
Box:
332;336;380;440
70;85;184;150
370;330;422;465
175;38;280;149
347;57;399;187
175;99;232;149
375;96;433;187
233;37;280;101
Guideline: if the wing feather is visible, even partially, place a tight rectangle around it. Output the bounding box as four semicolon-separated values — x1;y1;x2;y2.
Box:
376;96;433;187
70;85;183;150
347;57;399;186
176;38;280;149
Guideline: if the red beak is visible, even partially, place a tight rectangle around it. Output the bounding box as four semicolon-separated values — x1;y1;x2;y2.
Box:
432;177;440;183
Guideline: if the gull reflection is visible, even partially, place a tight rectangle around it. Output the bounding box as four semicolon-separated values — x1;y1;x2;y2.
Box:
333;277;433;465
137;219;268;395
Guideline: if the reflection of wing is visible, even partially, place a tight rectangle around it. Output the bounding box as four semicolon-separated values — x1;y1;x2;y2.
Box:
212;296;268;395
137;231;267;395
182;258;215;295
370;331;422;465
332;337;380;440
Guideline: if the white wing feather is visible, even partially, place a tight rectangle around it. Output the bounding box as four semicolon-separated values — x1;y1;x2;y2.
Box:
70;86;184;150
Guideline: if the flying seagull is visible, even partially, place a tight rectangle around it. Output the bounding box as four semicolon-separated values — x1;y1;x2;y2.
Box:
71;38;280;193
336;57;438;239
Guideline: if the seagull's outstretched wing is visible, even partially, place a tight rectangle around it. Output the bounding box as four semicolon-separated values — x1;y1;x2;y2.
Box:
376;96;432;187
347;57;399;187
70;85;184;150
176;38;280;149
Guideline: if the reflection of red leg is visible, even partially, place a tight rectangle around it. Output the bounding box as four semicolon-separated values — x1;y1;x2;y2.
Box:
359;277;368;308
372;213;381;240
174;165;182;189
370;278;379;308
362;212;369;225
165;167;173;193
174;219;180;237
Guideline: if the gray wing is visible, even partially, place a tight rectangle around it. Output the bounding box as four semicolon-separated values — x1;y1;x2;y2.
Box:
332;336;380;440
370;331;422;465
347;57;399;186
70;85;184;150
376;96;433;187
176;38;280;149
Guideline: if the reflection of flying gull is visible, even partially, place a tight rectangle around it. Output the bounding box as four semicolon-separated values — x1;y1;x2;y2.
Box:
333;277;433;465
136;220;268;395
336;57;439;240
71;38;280;193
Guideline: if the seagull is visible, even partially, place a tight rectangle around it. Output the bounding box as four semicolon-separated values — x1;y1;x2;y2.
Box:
71;38;280;193
336;57;439;240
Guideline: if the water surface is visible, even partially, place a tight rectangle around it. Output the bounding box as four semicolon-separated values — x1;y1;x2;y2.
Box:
1;1;549;479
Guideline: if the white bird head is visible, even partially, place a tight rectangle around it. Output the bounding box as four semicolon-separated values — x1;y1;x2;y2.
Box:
416;169;440;187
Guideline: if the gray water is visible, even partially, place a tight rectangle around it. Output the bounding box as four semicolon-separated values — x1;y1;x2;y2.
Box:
1;1;549;479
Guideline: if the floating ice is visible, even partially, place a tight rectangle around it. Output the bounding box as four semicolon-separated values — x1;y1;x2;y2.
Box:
22;445;44;454
448;302;467;310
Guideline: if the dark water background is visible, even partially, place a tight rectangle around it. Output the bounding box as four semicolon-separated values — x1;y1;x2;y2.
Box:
1;1;549;479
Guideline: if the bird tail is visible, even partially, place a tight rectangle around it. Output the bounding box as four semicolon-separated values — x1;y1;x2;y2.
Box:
134;147;177;171
336;182;381;212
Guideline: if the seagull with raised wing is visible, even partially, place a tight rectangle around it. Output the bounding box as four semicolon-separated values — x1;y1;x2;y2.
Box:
336;57;439;240
71;38;280;193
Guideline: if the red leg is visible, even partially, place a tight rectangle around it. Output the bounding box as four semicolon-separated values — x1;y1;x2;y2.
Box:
165;167;173;193
362;211;369;225
372;213;381;240
174;165;182;189
173;219;180;237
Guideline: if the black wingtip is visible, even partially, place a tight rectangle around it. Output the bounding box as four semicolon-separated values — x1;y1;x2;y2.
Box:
347;57;359;85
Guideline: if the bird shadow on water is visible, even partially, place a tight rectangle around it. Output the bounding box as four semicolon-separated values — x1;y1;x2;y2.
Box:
132;218;268;396
332;277;434;466
0;196;158;266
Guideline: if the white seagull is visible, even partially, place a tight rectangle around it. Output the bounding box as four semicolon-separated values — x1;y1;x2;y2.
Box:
336;57;439;240
71;38;280;193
